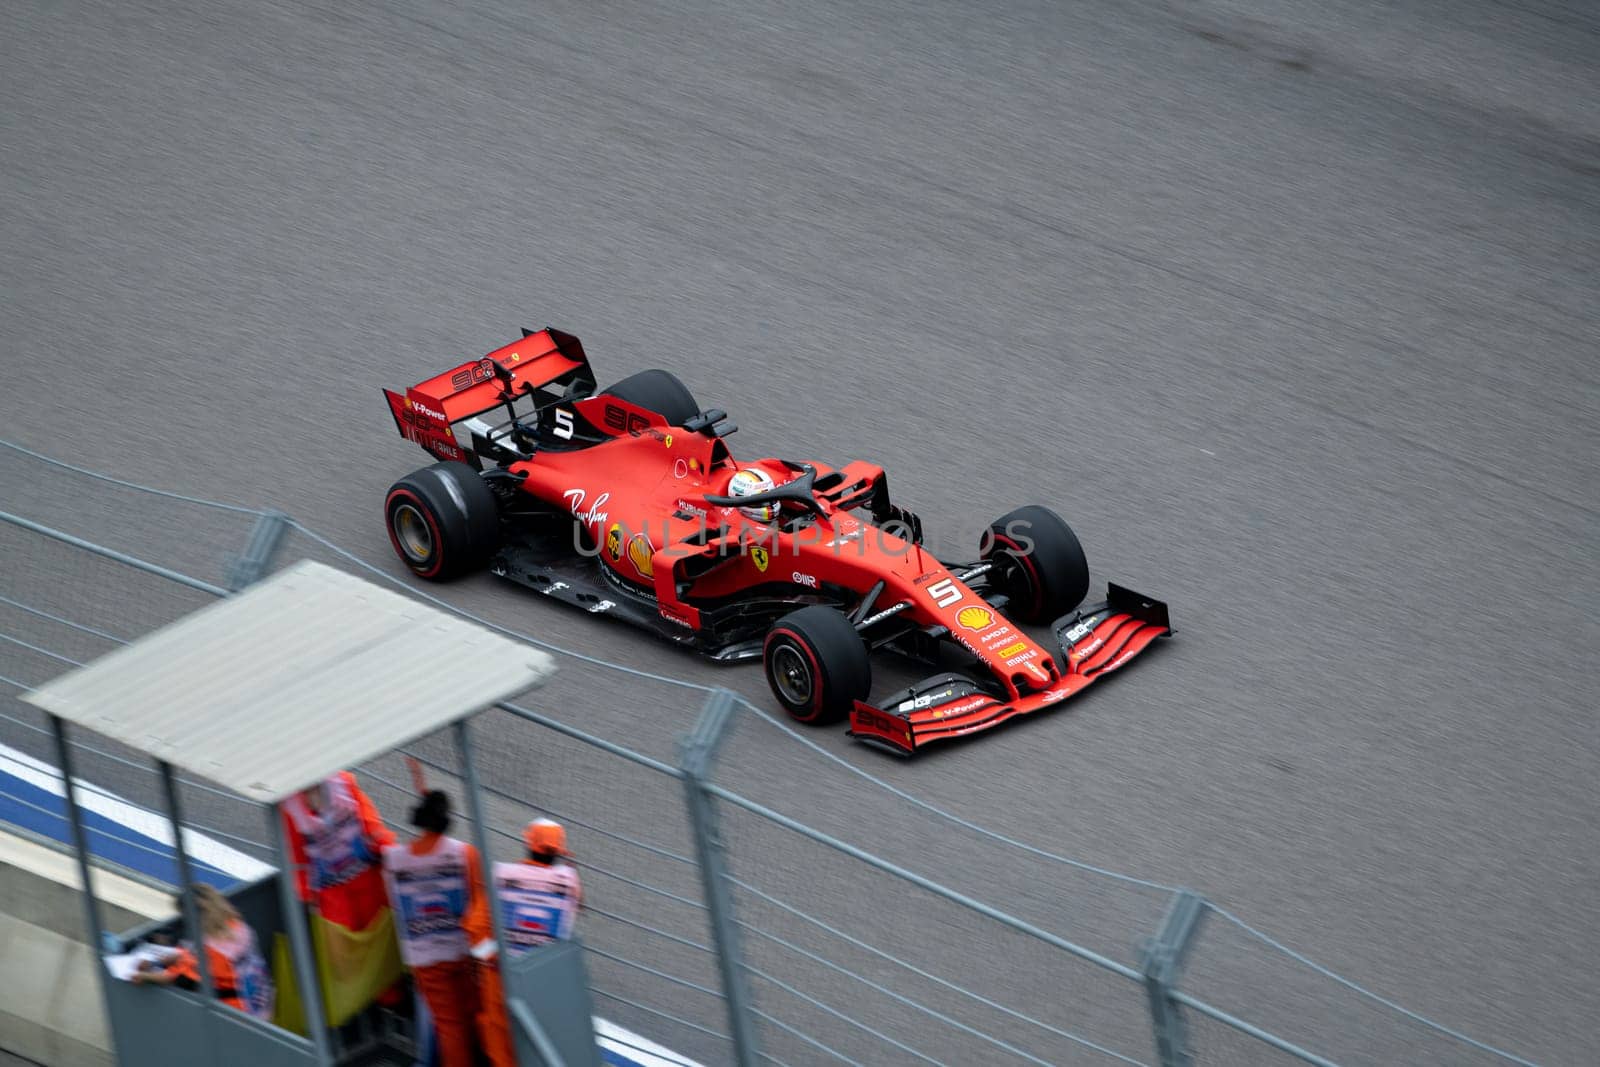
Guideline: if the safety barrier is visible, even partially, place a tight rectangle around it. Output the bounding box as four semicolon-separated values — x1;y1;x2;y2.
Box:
0;439;1545;1067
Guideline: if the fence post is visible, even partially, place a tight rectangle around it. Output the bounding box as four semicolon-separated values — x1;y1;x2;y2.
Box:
679;688;762;1066
49;716;115;1044
271;802;335;1063
454;717;569;1067
159;760;217;1007
1141;888;1208;1067
225;510;289;591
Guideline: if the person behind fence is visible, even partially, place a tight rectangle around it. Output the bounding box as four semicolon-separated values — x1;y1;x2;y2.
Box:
132;883;275;1021
281;770;394;928
465;817;584;1067
381;789;487;1067
276;769;405;1026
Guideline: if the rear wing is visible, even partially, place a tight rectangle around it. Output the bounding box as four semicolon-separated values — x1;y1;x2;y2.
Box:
383;327;597;464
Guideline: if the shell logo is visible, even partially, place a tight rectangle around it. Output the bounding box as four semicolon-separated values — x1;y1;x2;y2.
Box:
957;606;993;632
627;534;654;578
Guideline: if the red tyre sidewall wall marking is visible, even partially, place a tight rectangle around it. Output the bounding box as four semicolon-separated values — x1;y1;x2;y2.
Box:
385;487;447;580
764;627;826;723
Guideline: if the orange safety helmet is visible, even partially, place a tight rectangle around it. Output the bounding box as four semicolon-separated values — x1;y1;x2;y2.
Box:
523;818;569;858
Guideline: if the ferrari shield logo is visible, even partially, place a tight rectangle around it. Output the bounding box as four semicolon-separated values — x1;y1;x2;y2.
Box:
751;547;769;573
605;523;623;561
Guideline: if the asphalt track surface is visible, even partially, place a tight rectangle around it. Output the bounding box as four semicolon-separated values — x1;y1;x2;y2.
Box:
2;1;1596;1064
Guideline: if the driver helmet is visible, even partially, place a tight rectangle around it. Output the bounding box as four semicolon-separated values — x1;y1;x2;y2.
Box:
727;467;777;522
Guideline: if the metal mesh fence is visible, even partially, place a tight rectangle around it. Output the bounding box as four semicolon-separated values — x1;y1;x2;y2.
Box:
711;699;1176;969
347;707;736;1067
1181;908;1532;1067
719;796;1156;1066
471;708;733;1067
0;442;259;594
1187;1008;1305;1067
0;517;270;874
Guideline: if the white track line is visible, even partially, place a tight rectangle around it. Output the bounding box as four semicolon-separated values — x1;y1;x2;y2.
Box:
594;1017;706;1067
0;742;274;881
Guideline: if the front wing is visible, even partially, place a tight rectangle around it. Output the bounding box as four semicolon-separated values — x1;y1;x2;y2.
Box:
848;584;1172;755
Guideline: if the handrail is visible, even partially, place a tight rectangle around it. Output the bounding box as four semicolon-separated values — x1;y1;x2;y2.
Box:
0;510;229;596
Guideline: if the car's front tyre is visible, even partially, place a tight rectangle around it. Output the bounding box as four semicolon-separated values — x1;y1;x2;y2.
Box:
763;605;871;725
384;462;501;580
983;504;1090;622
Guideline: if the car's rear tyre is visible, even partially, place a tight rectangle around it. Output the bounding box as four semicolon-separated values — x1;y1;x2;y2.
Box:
763;605;871;725
601;369;701;425
983;504;1090;623
384;462;501;580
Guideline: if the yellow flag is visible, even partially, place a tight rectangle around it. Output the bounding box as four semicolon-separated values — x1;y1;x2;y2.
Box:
272;906;405;1032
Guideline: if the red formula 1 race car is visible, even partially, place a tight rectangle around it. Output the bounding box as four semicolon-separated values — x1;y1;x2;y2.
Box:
380;327;1171;755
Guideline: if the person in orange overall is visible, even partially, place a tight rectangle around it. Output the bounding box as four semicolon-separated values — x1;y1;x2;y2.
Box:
133;883;276;1021
380;790;486;1067
465;818;585;1067
280;771;394;930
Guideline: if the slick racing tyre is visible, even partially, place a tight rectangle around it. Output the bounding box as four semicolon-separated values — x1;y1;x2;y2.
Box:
763;605;871;725
601;369;701;425
983;504;1090;623
384;462;501;580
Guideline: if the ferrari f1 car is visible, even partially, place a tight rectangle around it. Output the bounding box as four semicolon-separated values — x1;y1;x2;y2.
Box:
380;327;1171;755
